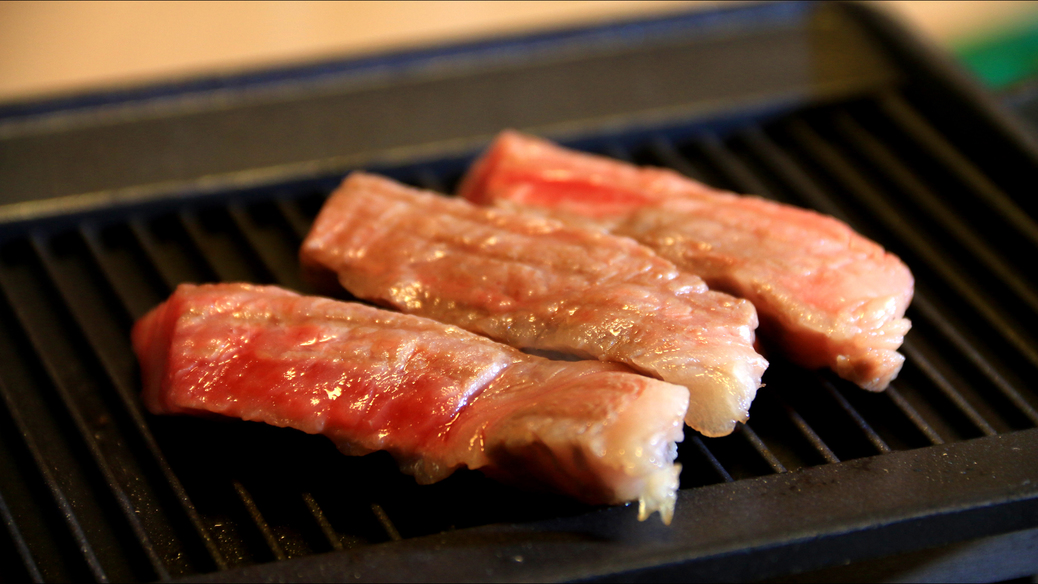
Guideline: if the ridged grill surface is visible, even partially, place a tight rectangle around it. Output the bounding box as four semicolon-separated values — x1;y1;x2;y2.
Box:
0;88;1036;582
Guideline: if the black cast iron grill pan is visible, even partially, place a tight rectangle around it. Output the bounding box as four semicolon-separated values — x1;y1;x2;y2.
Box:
0;3;1036;582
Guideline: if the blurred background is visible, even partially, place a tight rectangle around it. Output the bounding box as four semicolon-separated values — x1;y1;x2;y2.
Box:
2;1;1038;104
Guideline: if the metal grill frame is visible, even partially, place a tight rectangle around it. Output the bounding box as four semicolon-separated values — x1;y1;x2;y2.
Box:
1;2;1037;582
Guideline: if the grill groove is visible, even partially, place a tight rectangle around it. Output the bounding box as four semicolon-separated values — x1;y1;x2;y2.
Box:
878;92;1038;245
0;425;47;583
785;117;1038;374
31;234;225;574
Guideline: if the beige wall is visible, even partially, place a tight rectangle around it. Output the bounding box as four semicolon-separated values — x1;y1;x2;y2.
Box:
0;1;1034;103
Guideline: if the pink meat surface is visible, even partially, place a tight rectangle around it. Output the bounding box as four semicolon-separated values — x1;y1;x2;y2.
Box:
300;173;766;437
459;131;914;391
133;283;689;522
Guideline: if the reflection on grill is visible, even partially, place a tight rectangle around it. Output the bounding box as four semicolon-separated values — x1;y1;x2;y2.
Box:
1;81;1037;581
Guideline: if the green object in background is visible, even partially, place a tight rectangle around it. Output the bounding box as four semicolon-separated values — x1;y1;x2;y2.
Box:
955;16;1038;90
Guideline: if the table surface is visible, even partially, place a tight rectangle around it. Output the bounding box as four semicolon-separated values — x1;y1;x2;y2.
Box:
1;1;1035;105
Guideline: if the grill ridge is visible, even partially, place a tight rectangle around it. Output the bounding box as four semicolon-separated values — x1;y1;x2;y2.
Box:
878;92;1038;245
0;488;43;582
784;116;1038;375
0;371;111;582
0;248;171;581
30;233;225;574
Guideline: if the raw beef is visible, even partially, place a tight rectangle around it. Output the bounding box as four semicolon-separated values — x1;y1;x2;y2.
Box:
459;131;914;391
300;173;766;437
134;283;689;523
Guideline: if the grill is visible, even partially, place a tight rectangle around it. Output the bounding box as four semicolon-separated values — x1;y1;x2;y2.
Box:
1;3;1037;582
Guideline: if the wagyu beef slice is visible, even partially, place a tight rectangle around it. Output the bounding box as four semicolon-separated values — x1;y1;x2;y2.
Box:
459;131;913;391
133;283;689;522
300;173;766;437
